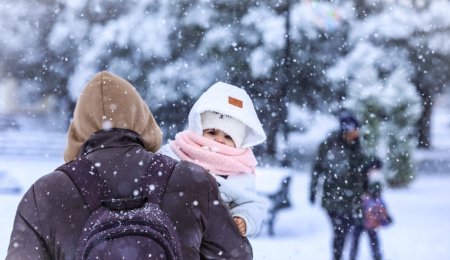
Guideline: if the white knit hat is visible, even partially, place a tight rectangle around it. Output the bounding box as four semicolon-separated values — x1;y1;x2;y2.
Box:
200;111;247;148
188;81;266;148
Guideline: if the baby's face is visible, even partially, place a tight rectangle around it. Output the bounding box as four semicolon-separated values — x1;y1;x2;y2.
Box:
202;129;236;147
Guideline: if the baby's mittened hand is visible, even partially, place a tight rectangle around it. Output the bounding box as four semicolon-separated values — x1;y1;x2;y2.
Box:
233;216;247;237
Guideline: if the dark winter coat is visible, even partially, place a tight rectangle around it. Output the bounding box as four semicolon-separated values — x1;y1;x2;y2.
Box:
6;71;252;260
310;130;369;222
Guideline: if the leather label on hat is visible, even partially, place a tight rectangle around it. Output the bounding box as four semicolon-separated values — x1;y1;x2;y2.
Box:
228;96;243;108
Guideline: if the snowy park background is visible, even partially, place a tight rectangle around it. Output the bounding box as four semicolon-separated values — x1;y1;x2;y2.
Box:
1;94;449;259
2;0;450;259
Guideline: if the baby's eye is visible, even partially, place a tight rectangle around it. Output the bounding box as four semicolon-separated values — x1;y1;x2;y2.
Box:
207;129;217;135
225;135;233;140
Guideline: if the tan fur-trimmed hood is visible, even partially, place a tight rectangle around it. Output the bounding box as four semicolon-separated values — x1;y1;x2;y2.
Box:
64;71;161;162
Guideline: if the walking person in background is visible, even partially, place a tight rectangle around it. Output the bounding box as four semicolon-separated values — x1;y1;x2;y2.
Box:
309;110;370;260
350;157;393;260
159;81;268;238
6;71;253;260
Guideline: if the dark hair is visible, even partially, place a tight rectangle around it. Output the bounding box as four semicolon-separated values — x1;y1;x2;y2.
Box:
339;110;359;132
364;157;383;174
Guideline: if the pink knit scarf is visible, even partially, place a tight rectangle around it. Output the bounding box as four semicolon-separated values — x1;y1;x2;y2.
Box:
170;130;257;176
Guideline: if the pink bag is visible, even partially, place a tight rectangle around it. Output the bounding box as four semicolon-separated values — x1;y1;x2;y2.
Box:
362;194;392;230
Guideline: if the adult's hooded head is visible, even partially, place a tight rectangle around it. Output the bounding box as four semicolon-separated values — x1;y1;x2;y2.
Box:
64;71;162;162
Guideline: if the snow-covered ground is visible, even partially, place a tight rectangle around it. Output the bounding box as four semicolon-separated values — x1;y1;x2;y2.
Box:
1;94;449;259
252;168;450;260
1;157;449;260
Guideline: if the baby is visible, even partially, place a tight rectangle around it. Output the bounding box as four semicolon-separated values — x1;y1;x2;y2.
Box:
158;81;268;237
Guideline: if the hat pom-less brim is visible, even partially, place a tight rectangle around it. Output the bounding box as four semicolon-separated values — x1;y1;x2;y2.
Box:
200;111;247;148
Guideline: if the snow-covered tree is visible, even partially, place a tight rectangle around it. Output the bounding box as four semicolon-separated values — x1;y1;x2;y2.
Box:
0;0;71;118
349;0;450;148
2;0;450;166
239;1;350;159
328;13;423;187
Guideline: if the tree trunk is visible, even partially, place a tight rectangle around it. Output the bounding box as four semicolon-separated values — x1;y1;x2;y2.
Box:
266;122;278;158
417;93;433;149
265;0;291;160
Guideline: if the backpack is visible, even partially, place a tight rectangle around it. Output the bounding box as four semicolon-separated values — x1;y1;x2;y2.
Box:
57;153;183;260
362;193;392;230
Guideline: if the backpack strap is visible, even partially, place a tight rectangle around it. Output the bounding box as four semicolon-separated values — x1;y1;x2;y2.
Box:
57;153;178;211
141;153;178;204
57;157;109;211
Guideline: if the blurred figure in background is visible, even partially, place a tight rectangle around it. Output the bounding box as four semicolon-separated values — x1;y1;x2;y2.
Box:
350;157;392;260
309;110;369;260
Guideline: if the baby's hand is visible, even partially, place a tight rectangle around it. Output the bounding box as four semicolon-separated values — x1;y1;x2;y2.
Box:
233;216;247;236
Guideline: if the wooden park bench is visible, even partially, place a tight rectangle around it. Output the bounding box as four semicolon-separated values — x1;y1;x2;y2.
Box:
264;175;292;236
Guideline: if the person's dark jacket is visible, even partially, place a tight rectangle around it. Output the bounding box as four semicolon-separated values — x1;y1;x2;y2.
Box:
6;71;252;260
310;130;369;221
